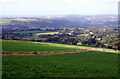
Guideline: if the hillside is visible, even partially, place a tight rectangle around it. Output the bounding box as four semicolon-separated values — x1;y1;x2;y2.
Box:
2;40;119;78
2;40;77;53
2;40;119;54
3;52;118;77
1;15;118;28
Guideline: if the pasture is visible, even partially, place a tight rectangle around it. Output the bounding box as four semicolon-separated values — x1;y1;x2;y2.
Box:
2;51;118;77
32;42;119;53
2;40;77;53
35;32;59;35
2;40;119;78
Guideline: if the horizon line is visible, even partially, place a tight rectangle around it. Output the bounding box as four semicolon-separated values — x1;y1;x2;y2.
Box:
0;14;118;18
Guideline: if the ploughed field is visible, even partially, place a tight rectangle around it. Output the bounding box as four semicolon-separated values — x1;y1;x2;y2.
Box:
2;40;119;78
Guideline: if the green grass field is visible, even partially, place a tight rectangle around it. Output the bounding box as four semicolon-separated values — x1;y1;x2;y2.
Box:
2;40;77;53
2;40;119;53
2;40;119;78
35;32;59;35
33;42;119;53
2;51;118;77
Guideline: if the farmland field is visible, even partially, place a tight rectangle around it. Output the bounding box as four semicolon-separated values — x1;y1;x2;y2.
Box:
32;42;119;53
35;32;59;35
2;51;118;77
2;40;77;53
2;40;119;78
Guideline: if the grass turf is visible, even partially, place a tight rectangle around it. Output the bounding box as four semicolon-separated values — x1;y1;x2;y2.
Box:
2;51;118;77
2;40;77;53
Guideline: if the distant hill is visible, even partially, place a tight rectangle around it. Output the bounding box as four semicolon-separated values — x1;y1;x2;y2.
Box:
1;15;118;28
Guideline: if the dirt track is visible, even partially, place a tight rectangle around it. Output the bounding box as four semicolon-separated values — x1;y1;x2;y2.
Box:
2;49;91;56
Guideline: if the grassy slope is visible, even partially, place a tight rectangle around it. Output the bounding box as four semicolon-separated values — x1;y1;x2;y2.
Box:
2;40;119;77
2;40;119;53
2;40;77;53
2;51;118;77
33;42;119;53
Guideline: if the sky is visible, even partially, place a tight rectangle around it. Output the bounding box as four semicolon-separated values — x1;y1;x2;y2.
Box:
0;0;119;17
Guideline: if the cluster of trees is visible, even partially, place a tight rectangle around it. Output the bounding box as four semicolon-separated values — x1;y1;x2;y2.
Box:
2;27;119;50
2;33;33;40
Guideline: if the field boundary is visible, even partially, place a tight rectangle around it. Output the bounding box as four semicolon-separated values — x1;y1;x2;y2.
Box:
32;42;120;53
2;40;119;54
2;49;91;56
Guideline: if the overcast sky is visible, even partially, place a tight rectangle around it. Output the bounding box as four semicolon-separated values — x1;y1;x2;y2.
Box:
0;0;119;17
